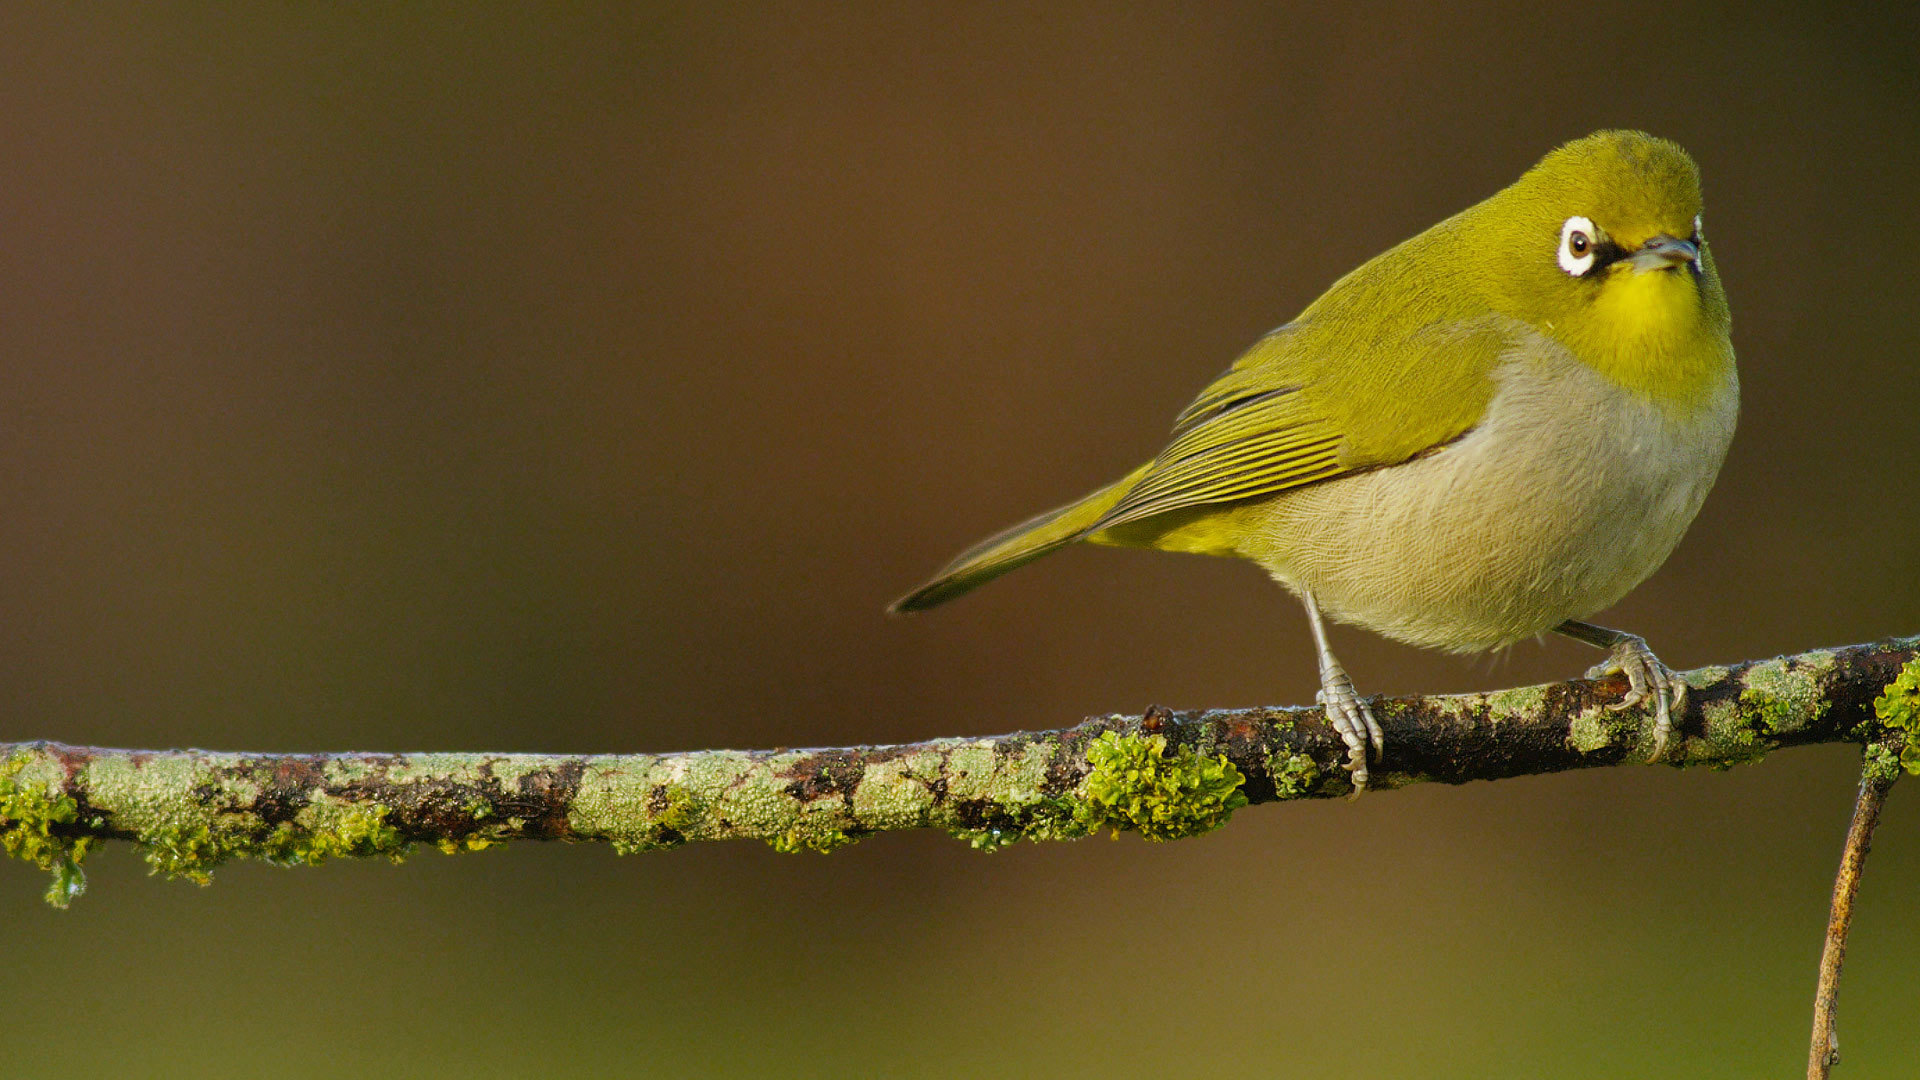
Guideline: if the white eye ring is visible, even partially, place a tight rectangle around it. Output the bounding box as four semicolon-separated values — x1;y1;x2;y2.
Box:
1558;216;1597;277
1693;213;1704;241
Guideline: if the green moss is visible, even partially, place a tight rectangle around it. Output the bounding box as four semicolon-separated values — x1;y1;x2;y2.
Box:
1265;750;1320;800
1863;741;1902;786
271;803;408;865
141;818;257;883
950;829;1010;851
1075;732;1247;842
765;822;856;854
1872;656;1920;774
0;753;94;908
141;802;409;884
948;795;1087;851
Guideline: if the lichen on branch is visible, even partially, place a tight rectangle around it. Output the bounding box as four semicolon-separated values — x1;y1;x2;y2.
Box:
1077;731;1248;840
1;636;1914;906
1871;655;1920;773
0;753;93;907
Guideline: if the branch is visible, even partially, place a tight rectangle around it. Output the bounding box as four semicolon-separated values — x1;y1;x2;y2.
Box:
3;636;1916;909
1808;745;1899;1079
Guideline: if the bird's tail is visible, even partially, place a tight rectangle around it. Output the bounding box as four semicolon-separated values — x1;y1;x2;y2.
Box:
888;466;1147;614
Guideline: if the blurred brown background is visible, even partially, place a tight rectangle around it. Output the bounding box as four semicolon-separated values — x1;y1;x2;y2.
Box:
3;4;1917;1077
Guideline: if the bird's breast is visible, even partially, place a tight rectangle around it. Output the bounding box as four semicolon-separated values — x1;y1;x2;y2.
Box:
1240;336;1738;652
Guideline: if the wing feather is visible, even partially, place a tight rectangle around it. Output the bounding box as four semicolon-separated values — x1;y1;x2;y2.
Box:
1088;316;1515;536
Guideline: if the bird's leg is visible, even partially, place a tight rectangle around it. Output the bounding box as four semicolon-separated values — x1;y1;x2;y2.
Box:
1553;619;1686;761
1302;590;1381;790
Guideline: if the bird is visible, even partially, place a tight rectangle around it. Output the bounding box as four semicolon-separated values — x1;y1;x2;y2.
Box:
890;130;1737;789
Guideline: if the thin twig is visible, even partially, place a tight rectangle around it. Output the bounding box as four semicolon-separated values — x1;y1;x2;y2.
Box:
1808;745;1899;1079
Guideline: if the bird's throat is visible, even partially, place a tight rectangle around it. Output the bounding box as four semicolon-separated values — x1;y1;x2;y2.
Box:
1569;269;1727;410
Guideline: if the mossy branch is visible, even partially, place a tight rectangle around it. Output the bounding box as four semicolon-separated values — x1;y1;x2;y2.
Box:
3;636;1916;908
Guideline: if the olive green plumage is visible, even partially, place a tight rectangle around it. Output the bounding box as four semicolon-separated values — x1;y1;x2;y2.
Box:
891;130;1736;783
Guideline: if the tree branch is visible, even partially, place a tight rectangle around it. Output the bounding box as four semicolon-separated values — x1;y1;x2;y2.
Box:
1807;744;1898;1080
2;636;1916;909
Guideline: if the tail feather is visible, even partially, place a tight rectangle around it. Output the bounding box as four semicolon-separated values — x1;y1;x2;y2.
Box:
888;468;1145;614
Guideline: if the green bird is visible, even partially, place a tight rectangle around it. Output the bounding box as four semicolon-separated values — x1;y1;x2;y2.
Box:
891;130;1737;789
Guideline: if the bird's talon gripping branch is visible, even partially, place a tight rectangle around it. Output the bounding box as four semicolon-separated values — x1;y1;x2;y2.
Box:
1301;591;1380;790
1316;665;1378;790
1584;634;1684;760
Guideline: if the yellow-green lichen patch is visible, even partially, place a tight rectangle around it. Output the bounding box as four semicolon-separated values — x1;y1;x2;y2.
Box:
935;742;1004;802
568;759;710;853
948;796;1085;852
847;756;936;832
641;785;700;846
141;800;408;883
1075;732;1247;842
0;752;94;908
141;815;264;883
1685;664;1733;691
765;818;857;854
948;737;1098;849
762;774;862;854
378;754;464;785
677;751;862;855
929;738;1091;850
1872;656;1920;774
597;782;700;855
1739;651;1835;737
1864;741;1902;785
1265;750;1320;800
269;801;408;866
319;756;386;788
1482;683;1551;726
86;754;258;833
1689;696;1764;769
75;749;412;883
945;741;1088;850
431;791;511;855
1566;707;1633;754
716;762;800;835
975;742;1055;804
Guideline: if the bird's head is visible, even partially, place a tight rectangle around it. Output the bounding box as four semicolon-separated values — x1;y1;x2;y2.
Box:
1482;130;1732;400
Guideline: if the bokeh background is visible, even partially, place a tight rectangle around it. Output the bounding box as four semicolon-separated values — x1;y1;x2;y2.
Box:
3;4;1917;1077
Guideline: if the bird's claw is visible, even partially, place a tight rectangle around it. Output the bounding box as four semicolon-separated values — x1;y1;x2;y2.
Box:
1585;634;1687;761
1317;662;1381;791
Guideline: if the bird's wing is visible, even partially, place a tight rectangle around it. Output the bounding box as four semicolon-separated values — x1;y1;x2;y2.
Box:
1088;316;1515;532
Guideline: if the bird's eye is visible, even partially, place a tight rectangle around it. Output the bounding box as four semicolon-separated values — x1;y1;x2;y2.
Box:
1558;215;1598;277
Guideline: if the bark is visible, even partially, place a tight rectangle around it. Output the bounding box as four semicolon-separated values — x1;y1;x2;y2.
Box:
2;636;1914;908
1808;747;1900;1079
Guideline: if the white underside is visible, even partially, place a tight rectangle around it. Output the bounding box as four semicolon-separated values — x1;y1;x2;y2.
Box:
1241;334;1738;653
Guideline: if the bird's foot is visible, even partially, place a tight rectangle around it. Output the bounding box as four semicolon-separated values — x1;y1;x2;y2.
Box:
1316;660;1381;791
1585;634;1687;761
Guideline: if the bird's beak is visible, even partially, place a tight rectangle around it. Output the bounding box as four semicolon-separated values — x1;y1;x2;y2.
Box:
1628;234;1700;272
